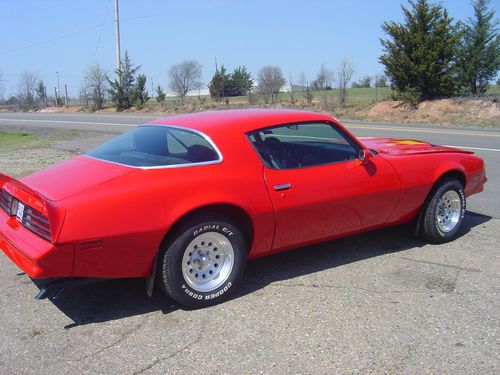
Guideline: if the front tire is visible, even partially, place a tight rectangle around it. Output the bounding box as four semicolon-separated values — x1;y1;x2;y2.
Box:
159;217;246;308
420;178;466;244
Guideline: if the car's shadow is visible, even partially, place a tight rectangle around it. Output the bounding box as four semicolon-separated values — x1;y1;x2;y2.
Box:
41;211;491;328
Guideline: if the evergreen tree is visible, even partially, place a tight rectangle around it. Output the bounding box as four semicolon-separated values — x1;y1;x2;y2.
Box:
229;66;254;96
456;0;499;96
35;80;47;107
208;65;230;100
155;85;166;107
380;0;460;101
134;74;150;107
108;51;140;110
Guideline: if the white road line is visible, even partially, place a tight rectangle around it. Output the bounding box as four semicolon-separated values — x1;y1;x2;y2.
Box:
0;118;136;127
444;145;500;152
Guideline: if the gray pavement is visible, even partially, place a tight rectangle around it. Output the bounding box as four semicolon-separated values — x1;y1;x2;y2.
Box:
0;112;499;374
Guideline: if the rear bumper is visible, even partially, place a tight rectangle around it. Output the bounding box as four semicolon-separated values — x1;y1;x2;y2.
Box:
0;211;73;278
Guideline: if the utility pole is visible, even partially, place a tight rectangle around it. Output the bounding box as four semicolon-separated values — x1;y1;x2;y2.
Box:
56;71;60;97
114;0;122;85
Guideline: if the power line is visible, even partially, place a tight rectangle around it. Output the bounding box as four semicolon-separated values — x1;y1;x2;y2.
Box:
1;22;112;55
94;0;113;58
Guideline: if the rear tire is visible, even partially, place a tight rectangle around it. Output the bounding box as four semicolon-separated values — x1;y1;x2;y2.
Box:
420;178;466;244
159;217;246;308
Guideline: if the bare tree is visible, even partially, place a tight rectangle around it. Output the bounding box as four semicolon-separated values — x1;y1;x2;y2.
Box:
168;60;203;104
257;65;286;103
18;71;39;110
315;64;334;90
84;63;108;110
298;72;307;89
315;64;334;107
337;58;355;109
289;73;296;103
79;85;91;108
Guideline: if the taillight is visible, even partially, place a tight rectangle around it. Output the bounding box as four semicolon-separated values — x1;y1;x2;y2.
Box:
22;206;52;241
0;189;13;214
1;188;52;241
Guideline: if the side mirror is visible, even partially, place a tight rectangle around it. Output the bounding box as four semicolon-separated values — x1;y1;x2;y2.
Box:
359;149;372;165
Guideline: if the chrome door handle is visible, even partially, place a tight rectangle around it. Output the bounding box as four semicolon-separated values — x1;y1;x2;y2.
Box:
274;183;292;191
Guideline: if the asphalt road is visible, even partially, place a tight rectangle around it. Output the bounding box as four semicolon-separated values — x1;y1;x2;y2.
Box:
1;112;499;218
0;112;499;374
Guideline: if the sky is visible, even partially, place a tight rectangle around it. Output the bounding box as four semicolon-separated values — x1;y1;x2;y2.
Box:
0;0;493;97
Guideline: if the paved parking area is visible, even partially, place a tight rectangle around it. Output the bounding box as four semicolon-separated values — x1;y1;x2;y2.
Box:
1;213;498;374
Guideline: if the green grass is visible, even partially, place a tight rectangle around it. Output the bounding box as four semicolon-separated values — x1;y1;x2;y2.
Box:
486;85;500;95
0;129;85;152
0;131;43;151
142;86;393;109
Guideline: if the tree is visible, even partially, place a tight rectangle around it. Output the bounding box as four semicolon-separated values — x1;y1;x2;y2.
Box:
305;83;314;104
229;66;253;96
209;65;254;99
35;80;47;107
134;74;149;109
380;0;460;101
456;0;499;96
108;51;140;110
168;60;203;104
375;74;389;87
84;63;108;110
353;76;372;88
312;64;334;107
156;85;166;107
312;64;334;90
337;58;355;109
257;65;286;103
208;65;229;101
18;71;39;110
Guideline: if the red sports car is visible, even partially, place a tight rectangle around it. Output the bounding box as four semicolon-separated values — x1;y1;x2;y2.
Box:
0;110;486;307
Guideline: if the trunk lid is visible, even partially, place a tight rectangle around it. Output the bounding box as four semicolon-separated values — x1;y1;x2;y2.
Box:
20;156;133;202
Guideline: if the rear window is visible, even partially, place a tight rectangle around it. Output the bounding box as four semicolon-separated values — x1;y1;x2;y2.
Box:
86;126;221;167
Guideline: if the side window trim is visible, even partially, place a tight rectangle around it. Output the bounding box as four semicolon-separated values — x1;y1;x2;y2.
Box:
86;125;224;170
246;121;362;170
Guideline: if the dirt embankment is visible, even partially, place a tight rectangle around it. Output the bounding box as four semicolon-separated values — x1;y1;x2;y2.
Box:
354;98;500;127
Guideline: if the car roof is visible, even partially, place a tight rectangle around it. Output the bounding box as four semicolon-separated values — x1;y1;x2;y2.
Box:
146;109;335;136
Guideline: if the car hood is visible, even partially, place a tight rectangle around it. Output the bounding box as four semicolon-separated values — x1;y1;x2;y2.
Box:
21;156;133;202
359;137;473;156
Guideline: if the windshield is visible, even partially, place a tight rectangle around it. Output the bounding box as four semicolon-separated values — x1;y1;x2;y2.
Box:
86;126;221;167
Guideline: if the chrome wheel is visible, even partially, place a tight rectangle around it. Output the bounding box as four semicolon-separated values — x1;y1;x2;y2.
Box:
435;190;462;232
181;232;234;292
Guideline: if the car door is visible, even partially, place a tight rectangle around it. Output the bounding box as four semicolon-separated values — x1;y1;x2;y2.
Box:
248;122;401;250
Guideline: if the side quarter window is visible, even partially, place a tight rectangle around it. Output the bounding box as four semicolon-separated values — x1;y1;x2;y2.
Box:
247;122;359;169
